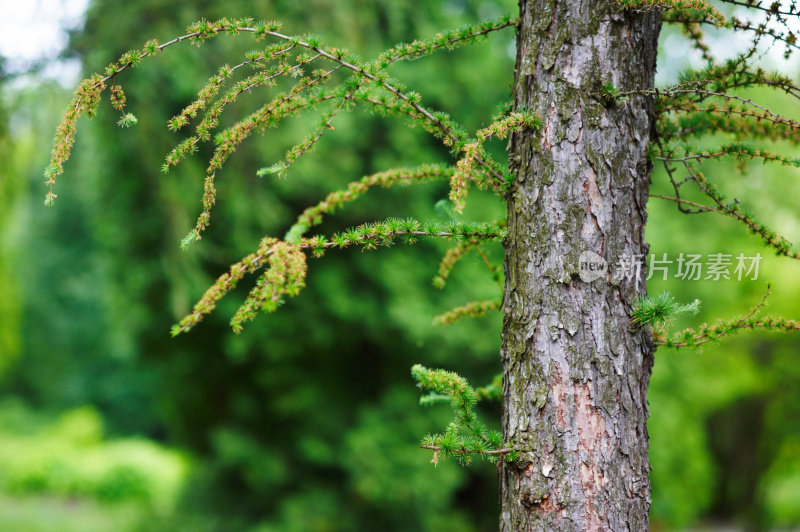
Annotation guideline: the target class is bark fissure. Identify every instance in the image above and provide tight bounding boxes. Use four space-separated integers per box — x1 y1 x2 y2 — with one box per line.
500 1 660 530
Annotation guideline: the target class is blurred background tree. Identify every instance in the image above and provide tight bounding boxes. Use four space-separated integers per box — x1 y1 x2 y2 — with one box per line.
1 0 799 530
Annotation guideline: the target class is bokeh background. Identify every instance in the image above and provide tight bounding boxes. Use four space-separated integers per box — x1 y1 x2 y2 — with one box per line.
1 0 799 530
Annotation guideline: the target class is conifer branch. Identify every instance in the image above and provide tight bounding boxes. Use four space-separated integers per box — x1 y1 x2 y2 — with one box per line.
655 143 800 167
433 299 502 326
656 286 800 348
632 292 701 327
649 194 722 214
718 0 799 16
172 219 504 335
655 89 800 133
661 109 800 143
261 76 365 183
678 20 714 63
433 229 503 290
183 79 339 244
419 444 513 456
617 0 726 25
678 160 800 259
664 15 800 55
412 364 514 465
258 23 515 192
664 62 800 102
286 164 455 242
375 16 517 67
448 112 540 210
168 43 299 130
46 15 516 206
164 56 333 172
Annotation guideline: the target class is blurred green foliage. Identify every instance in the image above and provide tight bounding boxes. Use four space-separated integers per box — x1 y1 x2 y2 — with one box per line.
646 84 800 528
0 0 799 530
0 400 186 507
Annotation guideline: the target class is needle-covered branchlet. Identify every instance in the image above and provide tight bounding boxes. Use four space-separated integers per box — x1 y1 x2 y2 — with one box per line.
433 299 502 326
411 364 515 465
652 286 800 348
170 219 504 336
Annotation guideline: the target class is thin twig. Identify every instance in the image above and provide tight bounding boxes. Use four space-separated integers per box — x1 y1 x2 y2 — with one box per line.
649 194 722 214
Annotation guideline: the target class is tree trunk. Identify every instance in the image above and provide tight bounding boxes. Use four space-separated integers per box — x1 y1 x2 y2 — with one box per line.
500 1 661 530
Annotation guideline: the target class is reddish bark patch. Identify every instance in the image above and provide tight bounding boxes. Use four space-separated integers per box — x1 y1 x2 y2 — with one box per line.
552 365 570 430
541 104 557 151
529 494 557 514
551 365 609 528
576 381 607 531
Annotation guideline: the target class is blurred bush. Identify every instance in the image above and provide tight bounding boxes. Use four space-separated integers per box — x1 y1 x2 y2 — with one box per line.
0 400 187 508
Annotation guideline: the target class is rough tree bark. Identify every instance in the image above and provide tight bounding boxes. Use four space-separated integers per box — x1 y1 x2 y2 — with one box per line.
500 1 661 530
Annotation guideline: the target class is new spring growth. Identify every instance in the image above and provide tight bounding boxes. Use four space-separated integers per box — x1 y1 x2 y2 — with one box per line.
412 364 514 466
117 113 138 128
632 292 701 327
654 286 800 349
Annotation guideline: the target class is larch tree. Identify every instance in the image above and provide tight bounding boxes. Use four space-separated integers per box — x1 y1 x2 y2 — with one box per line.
499 2 659 529
46 0 800 529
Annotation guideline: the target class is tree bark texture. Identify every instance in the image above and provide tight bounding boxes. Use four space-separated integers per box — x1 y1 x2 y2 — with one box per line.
500 1 661 530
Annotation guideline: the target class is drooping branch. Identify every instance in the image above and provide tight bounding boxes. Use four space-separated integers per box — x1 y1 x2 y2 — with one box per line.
167 42 299 130
46 15 517 209
171 218 504 335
